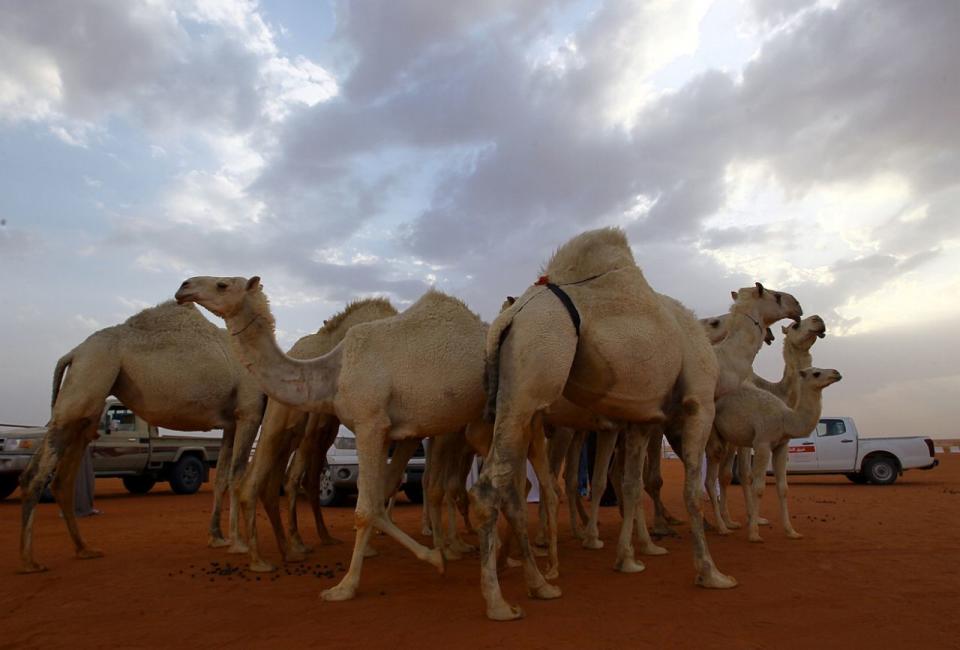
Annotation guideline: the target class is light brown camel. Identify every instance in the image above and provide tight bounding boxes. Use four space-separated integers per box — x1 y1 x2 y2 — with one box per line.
234 298 398 572
708 368 842 541
475 228 759 619
18 301 265 573
700 314 776 347
750 315 826 407
175 277 563 603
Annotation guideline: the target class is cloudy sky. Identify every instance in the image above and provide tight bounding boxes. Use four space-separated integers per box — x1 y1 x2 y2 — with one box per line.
1 0 957 438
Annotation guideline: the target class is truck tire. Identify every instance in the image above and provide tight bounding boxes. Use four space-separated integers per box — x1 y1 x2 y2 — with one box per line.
863 457 898 485
0 474 18 500
402 481 424 504
169 456 204 495
845 472 869 484
122 475 157 494
317 467 341 507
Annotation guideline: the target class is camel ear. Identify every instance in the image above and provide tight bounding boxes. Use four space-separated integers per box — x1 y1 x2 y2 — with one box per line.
506 296 516 306
755 281 765 296
730 290 738 301
246 276 261 292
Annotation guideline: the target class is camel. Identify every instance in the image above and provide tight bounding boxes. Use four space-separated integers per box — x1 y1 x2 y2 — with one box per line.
18 301 265 573
422 429 479 560
475 228 761 619
750 315 827 407
701 314 776 347
175 277 563 604
233 298 398 572
708 368 842 541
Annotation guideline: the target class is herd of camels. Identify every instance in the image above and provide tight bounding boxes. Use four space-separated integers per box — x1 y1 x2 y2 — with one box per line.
16 227 841 620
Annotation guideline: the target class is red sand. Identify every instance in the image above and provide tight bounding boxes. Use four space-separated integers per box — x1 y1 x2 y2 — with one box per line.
2 457 958 649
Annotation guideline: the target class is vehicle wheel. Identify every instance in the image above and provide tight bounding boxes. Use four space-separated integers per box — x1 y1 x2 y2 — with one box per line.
845 472 869 484
0 474 18 500
864 457 898 485
169 456 204 495
402 481 424 504
317 467 341 507
122 475 157 494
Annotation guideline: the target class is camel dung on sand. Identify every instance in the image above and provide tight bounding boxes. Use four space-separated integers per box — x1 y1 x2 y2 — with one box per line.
176 277 561 606
235 298 399 573
474 227 738 621
18 301 265 574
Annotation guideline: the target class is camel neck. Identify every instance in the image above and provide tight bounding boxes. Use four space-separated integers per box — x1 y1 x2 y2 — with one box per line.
226 304 339 414
779 342 813 407
784 385 824 439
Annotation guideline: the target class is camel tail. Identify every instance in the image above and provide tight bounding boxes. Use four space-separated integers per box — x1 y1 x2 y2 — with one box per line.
483 314 516 424
51 352 73 408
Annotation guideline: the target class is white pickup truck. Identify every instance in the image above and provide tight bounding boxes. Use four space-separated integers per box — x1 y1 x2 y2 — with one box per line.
785 416 938 484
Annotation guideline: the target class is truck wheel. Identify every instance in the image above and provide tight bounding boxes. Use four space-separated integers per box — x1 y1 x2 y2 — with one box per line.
864 457 898 485
169 456 204 495
122 475 157 494
0 474 18 500
402 481 424 504
317 467 341 507
845 472 869 484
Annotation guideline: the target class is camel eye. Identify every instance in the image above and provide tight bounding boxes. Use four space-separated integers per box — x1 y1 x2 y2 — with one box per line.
813 371 821 378
793 322 800 330
775 293 782 305
711 320 719 328
216 281 228 291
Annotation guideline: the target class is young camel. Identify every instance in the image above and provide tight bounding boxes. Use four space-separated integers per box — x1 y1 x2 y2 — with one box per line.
234 298 398 572
709 368 842 541
474 229 797 619
175 277 562 604
18 301 265 573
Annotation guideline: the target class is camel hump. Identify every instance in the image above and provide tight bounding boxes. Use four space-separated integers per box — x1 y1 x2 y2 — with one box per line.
122 300 211 332
541 227 636 284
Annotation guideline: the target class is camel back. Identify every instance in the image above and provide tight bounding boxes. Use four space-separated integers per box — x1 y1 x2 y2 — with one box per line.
289 298 398 360
541 227 636 284
124 300 219 335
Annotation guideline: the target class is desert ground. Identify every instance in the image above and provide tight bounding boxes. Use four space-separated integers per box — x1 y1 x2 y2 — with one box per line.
2 456 958 649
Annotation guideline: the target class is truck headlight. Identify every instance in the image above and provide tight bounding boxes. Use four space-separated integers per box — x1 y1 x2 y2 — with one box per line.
4 438 33 451
333 436 356 450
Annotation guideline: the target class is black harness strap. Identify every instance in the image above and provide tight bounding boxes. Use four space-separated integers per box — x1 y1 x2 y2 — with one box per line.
544 282 581 337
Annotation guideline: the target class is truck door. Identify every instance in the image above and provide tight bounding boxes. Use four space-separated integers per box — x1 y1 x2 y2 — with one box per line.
786 426 819 472
91 404 151 473
812 418 858 471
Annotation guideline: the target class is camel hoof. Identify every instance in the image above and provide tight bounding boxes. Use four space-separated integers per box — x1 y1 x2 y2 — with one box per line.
487 602 525 621
505 557 523 569
758 517 771 526
428 548 446 574
615 557 646 573
248 559 277 573
321 583 357 602
77 548 104 560
748 534 764 543
582 537 604 550
543 565 560 581
640 544 668 556
786 531 803 540
528 582 562 600
696 570 738 589
319 536 343 546
227 542 250 554
208 536 231 549
363 546 379 558
18 561 49 574
725 521 742 530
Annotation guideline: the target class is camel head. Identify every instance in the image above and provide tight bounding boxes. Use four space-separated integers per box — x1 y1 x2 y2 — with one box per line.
797 367 842 391
175 276 263 319
700 314 730 344
730 282 802 325
782 314 827 348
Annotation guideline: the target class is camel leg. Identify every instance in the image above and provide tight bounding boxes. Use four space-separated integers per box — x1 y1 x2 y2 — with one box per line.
565 431 588 538
681 406 737 590
614 428 646 572
645 434 682 537
583 429 618 549
50 429 103 561
527 423 560 580
208 422 235 548
772 443 802 539
426 450 454 559
306 420 341 545
283 452 310 560
225 416 260 554
704 450 731 536
421 440 433 536
747 445 772 543
633 429 667 556
19 432 66 573
718 447 741 530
